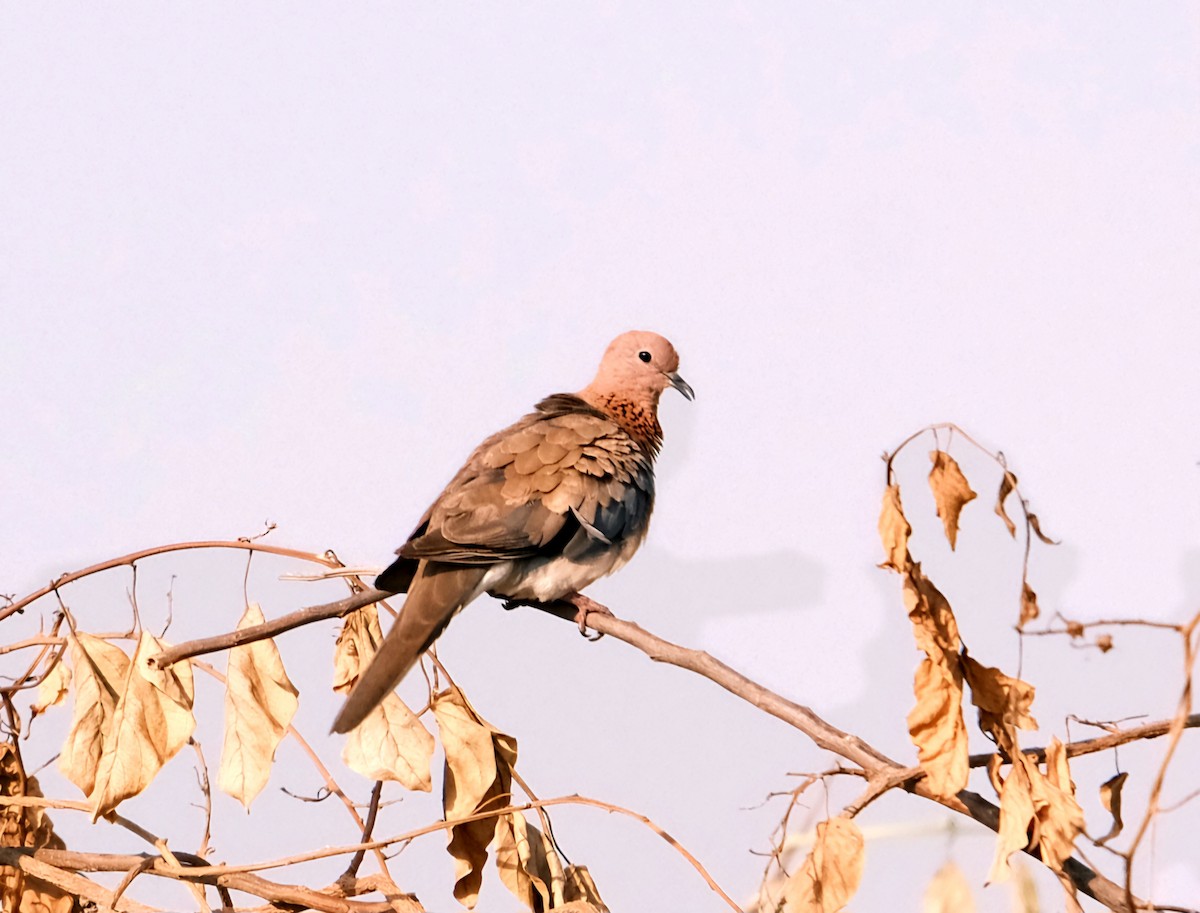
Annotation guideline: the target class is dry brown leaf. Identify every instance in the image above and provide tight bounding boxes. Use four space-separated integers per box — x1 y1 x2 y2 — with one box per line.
782 817 864 913
331 604 376 693
903 566 967 799
994 470 1019 538
562 866 608 912
218 603 300 810
987 755 1037 885
1037 739 1085 874
343 693 436 790
335 606 434 792
1039 740 1086 913
1026 513 1058 545
907 657 969 800
1064 620 1084 639
903 565 961 660
433 686 519 908
877 484 912 572
495 812 556 911
58 633 130 798
30 657 71 719
986 752 1004 795
928 451 977 550
963 655 1037 757
1018 583 1040 630
14 881 77 913
988 743 1084 888
89 631 196 820
1 744 73 913
922 861 975 913
1095 634 1113 653
1095 771 1128 846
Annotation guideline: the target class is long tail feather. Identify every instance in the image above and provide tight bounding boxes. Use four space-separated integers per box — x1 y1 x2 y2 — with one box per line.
331 564 487 733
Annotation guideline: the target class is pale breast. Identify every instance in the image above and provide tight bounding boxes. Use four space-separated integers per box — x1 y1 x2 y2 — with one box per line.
488 526 646 602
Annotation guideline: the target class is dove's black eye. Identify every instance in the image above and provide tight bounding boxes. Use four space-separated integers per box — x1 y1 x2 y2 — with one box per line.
638 350 652 363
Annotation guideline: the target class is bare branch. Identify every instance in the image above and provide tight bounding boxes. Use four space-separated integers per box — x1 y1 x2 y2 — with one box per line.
967 714 1200 768
3 539 346 623
568 603 1158 913
149 588 386 669
1 850 162 913
0 847 397 913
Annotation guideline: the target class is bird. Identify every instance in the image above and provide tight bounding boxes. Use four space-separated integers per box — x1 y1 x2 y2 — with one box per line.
331 330 693 733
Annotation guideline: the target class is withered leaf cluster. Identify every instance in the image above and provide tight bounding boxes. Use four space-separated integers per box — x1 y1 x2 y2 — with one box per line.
53 609 301 823
431 686 606 912
0 743 74 913
877 448 1085 904
59 631 195 821
37 598 605 913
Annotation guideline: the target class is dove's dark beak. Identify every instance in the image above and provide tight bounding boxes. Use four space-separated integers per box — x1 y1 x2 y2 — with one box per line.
666 371 695 401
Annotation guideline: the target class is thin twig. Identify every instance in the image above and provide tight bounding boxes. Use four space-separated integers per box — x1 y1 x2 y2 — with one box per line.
1123 611 1199 909
3 539 345 623
342 780 383 879
0 614 66 697
109 855 156 908
154 837 210 911
1026 617 1184 637
188 737 213 858
755 770 832 912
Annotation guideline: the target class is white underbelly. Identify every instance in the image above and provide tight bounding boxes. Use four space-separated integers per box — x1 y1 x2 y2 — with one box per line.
489 544 638 602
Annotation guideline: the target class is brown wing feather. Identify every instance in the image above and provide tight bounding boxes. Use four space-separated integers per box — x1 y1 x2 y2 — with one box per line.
389 397 647 568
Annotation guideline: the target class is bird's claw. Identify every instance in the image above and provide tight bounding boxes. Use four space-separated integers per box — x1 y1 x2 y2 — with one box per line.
577 612 605 641
566 593 613 642
497 593 611 641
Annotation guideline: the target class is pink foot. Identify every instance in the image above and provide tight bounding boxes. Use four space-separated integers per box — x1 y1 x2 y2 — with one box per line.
563 593 613 640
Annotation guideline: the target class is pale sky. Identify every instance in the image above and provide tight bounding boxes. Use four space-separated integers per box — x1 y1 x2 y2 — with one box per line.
3 5 1199 911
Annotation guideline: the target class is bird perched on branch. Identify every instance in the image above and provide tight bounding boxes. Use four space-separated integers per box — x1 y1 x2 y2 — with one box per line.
332 330 693 733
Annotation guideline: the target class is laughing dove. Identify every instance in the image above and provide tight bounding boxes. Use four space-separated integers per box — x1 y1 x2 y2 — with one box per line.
331 330 693 733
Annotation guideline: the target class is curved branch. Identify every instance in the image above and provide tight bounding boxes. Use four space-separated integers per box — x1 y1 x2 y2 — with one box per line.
0 847 396 913
571 604 1156 913
4 540 344 623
